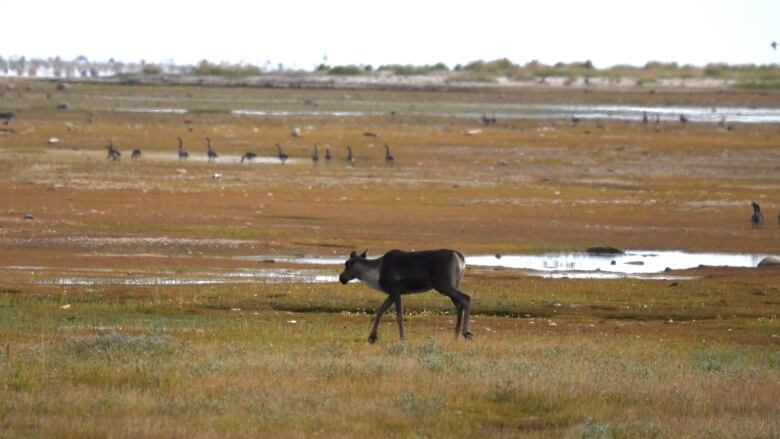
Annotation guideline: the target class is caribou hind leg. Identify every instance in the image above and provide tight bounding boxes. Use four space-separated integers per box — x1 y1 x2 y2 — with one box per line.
459 291 473 339
450 297 464 338
369 296 394 343
439 287 473 339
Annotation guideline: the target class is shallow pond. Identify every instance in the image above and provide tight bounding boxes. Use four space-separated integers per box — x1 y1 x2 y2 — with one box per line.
5 250 775 285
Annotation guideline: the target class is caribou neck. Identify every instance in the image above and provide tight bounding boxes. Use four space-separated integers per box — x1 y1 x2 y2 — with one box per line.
355 257 382 292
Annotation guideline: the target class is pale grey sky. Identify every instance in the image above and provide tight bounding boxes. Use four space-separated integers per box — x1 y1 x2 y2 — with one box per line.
2 0 778 69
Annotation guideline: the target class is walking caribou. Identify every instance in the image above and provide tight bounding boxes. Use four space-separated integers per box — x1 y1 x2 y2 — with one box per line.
339 249 473 343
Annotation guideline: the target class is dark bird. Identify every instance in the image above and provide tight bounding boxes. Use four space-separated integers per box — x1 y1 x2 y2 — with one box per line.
571 116 581 124
105 140 121 161
131 149 142 159
481 113 497 125
241 152 257 163
772 41 777 50
177 137 189 160
679 114 688 124
0 111 14 125
751 202 764 229
346 146 356 165
655 114 661 124
206 138 218 162
312 144 320 163
384 144 395 166
276 143 288 164
325 146 332 163
642 112 649 124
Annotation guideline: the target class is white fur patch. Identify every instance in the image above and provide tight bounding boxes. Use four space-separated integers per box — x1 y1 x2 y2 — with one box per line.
357 263 382 292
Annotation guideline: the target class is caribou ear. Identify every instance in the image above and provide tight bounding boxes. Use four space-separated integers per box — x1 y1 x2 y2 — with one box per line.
360 250 368 258
350 251 357 258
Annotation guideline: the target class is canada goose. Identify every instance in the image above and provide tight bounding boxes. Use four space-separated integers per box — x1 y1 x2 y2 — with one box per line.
312 144 319 163
384 144 394 166
276 143 288 164
751 202 764 229
177 137 189 160
241 152 257 163
206 138 218 162
346 146 356 165
105 140 121 161
324 146 332 163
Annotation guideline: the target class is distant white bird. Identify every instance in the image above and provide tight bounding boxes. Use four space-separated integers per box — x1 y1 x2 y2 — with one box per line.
47 137 59 145
212 173 223 179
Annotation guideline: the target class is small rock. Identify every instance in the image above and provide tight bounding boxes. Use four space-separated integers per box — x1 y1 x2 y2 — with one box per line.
625 260 644 266
56 102 70 110
587 246 624 255
23 213 34 220
56 82 68 91
757 256 780 268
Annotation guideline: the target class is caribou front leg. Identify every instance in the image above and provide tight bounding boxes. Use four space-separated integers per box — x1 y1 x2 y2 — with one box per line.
394 294 405 341
368 296 394 343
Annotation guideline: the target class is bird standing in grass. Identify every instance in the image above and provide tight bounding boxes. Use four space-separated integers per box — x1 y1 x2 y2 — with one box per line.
347 146 356 165
312 144 320 163
384 144 394 166
131 149 142 159
241 152 257 163
276 143 288 164
105 140 121 161
177 137 189 160
751 202 764 229
206 138 218 162
324 146 332 163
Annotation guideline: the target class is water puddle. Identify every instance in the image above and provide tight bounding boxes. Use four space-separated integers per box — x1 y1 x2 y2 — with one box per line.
469 250 775 279
238 250 777 280
111 104 780 123
115 107 188 114
5 250 775 286
22 267 337 286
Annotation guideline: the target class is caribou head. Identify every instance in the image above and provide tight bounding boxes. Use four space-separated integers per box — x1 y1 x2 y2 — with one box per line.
339 250 368 284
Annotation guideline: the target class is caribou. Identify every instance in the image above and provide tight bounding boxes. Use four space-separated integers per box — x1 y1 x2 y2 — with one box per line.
339 249 473 343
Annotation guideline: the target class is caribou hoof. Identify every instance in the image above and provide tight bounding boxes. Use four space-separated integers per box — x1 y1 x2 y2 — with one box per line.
463 331 474 340
368 334 378 344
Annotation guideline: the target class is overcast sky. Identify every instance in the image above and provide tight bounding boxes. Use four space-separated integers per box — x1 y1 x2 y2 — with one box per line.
2 0 778 69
